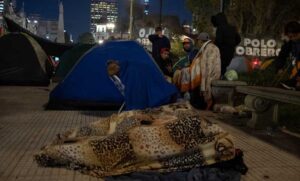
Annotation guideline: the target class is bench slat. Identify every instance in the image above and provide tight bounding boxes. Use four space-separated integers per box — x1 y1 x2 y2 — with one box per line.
236 86 300 106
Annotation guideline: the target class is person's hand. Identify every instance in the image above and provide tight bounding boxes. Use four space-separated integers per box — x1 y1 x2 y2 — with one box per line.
165 75 172 83
277 69 284 75
157 31 163 37
166 65 172 73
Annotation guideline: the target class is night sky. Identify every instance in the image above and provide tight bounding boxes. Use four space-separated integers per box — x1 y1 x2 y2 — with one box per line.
16 0 192 41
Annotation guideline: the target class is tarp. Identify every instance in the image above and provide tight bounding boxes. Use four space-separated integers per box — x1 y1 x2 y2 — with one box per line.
227 56 250 73
0 33 51 86
54 43 95 82
49 40 178 110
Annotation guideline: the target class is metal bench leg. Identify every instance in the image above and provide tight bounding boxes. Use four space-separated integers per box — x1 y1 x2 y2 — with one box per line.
212 87 235 106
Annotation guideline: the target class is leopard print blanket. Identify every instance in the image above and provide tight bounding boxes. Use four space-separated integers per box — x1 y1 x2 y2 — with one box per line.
35 102 235 178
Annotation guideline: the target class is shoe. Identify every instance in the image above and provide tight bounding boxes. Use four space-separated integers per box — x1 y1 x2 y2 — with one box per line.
280 79 297 90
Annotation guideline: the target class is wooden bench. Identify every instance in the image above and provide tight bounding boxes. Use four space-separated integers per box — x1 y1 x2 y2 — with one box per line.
236 86 300 129
211 80 247 106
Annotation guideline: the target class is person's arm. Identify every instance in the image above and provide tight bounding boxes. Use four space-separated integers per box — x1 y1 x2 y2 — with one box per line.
215 28 223 48
166 37 171 49
148 34 158 43
189 49 199 62
111 75 125 96
274 42 292 71
165 64 173 77
235 31 241 46
202 45 221 96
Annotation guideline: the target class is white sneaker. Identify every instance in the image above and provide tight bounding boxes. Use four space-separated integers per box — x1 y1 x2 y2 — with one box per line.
280 82 296 90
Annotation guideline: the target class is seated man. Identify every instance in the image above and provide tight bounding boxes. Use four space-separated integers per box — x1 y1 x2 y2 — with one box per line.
173 37 199 100
274 21 300 90
107 60 125 96
173 37 199 71
106 59 178 111
156 48 173 82
107 60 125 112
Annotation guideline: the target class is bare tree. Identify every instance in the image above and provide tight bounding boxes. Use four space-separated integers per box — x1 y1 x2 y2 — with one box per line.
187 0 219 34
117 0 144 34
226 0 300 37
187 0 300 37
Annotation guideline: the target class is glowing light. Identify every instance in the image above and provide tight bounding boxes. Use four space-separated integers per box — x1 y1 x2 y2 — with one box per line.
251 58 261 69
106 23 115 29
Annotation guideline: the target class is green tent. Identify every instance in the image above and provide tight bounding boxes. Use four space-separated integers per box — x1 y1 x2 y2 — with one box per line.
53 44 95 82
0 33 52 85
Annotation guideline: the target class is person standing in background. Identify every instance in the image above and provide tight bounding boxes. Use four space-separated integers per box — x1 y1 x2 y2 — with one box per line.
274 21 300 90
149 27 171 63
190 32 221 110
211 13 241 75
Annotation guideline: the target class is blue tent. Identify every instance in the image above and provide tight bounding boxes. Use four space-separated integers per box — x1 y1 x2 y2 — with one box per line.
49 40 178 110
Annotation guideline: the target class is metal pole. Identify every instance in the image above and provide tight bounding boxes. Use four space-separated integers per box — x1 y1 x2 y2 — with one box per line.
159 0 162 26
220 0 224 12
128 0 134 39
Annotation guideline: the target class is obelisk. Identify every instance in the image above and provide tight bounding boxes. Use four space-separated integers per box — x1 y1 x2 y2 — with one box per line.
57 1 65 43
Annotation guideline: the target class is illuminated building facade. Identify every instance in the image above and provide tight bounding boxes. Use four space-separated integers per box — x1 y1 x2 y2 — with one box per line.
90 0 118 35
0 0 4 14
144 0 149 15
0 0 5 35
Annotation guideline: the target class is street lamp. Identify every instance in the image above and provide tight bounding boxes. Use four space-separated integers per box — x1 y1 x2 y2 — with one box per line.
128 0 133 39
220 0 225 12
159 0 162 26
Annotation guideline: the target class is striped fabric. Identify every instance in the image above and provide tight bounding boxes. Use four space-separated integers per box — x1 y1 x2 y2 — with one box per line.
173 40 221 101
110 75 125 96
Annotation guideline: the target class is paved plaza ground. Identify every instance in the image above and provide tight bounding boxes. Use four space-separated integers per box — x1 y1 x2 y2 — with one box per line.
0 86 299 181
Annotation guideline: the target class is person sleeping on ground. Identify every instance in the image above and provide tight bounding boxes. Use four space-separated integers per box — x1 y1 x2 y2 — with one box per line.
34 102 239 178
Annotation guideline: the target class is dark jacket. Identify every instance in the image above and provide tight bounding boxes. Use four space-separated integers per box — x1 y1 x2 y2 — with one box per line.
148 34 171 61
156 57 173 77
211 13 241 74
274 40 300 70
188 48 199 63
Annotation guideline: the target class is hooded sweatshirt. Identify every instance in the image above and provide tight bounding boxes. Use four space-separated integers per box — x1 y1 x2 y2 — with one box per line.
211 13 241 74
